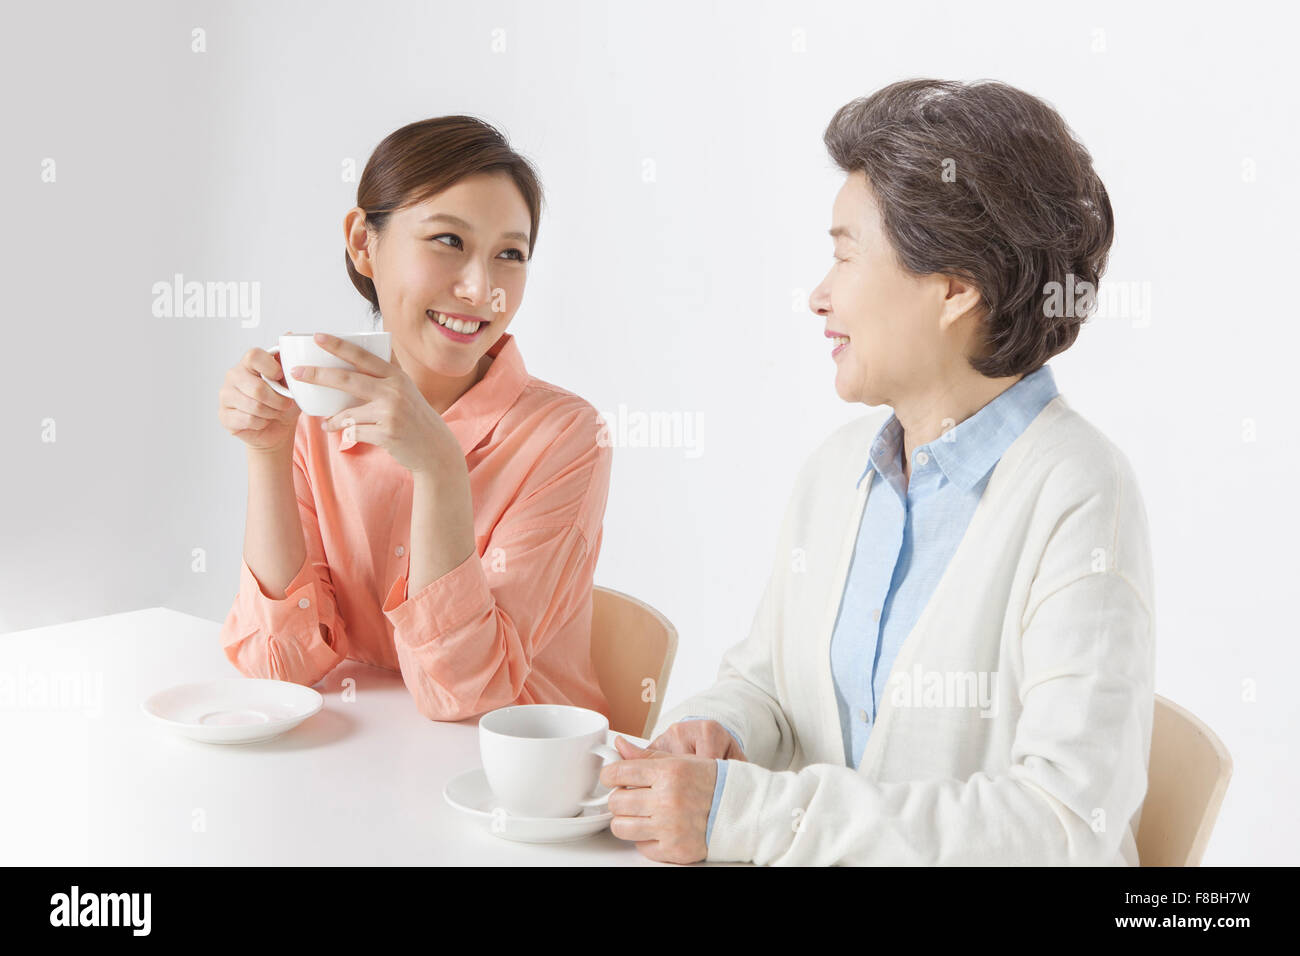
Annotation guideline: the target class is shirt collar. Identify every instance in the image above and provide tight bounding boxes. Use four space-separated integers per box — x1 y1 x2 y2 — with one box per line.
856 363 1060 492
338 331 530 456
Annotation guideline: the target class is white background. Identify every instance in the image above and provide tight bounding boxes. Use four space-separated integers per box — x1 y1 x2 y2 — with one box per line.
2 0 1296 864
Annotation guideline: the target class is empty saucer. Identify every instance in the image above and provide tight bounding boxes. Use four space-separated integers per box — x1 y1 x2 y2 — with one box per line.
142 678 323 744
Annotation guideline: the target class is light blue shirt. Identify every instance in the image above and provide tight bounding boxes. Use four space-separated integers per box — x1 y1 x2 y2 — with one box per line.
830 363 1059 768
683 363 1060 846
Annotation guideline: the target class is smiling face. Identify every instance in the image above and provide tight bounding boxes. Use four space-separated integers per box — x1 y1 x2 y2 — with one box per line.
808 170 984 408
345 171 532 387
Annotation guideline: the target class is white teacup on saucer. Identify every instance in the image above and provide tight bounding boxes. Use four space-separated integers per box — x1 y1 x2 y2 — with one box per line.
443 728 649 844
478 704 622 819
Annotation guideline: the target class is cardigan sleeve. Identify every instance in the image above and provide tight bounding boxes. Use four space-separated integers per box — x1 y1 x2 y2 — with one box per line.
379 413 612 721
703 569 1155 865
219 441 350 685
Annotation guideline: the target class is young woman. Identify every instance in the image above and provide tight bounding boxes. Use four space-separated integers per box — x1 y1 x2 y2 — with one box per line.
217 116 610 721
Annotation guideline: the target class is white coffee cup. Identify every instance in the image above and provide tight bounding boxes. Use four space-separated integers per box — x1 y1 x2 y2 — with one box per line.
259 331 391 418
478 704 623 818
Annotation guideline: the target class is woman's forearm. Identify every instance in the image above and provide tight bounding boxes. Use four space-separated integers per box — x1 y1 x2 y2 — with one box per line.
243 445 307 599
408 462 476 596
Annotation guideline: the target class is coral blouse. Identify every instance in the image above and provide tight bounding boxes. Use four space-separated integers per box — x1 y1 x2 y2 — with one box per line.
219 332 612 721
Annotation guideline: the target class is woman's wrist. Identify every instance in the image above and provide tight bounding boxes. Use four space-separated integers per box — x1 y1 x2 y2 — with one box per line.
247 441 294 466
410 448 469 486
407 445 476 594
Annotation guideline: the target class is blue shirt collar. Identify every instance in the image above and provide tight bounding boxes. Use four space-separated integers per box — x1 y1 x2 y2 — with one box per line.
856 364 1060 492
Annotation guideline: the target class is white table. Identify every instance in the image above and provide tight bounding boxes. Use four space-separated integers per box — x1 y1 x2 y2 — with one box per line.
0 608 670 865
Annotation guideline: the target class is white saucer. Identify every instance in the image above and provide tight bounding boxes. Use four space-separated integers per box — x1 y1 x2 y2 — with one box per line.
443 767 614 844
141 678 323 744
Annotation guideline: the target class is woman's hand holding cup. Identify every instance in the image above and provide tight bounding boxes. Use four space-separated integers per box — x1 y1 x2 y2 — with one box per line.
218 345 301 455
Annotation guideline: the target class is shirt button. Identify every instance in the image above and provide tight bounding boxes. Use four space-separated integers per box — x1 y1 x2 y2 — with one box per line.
298 598 310 609
395 545 405 556
916 451 929 466
859 709 870 723
872 608 881 622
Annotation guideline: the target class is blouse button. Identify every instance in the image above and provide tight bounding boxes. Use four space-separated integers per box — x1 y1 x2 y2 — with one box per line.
859 709 870 723
395 545 405 557
298 598 310 609
916 451 930 466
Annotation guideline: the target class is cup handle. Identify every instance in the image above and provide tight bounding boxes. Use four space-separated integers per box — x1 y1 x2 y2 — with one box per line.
576 743 623 809
259 344 295 399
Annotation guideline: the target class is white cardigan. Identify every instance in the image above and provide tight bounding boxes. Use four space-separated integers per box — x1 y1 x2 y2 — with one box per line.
653 394 1156 865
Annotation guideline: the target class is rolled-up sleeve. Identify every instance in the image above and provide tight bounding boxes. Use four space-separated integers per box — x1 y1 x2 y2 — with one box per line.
219 445 349 686
381 414 612 721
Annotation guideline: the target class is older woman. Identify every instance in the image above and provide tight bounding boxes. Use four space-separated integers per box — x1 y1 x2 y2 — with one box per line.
603 78 1154 865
